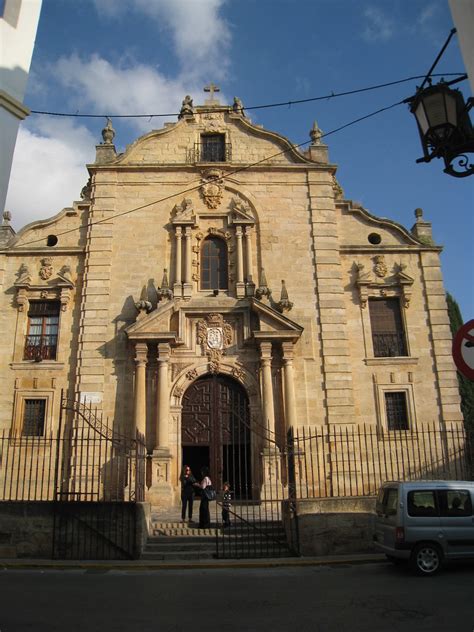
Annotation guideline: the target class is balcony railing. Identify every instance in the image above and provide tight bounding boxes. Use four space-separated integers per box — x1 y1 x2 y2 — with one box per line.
23 334 58 361
372 332 407 357
186 142 232 163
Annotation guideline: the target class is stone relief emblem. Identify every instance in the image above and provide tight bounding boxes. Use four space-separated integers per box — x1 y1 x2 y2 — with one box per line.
200 169 224 209
197 313 233 373
39 257 53 280
373 255 388 278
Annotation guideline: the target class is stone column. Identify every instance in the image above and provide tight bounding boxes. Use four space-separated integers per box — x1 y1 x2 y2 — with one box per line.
244 226 253 282
183 227 192 299
259 342 276 435
174 226 182 297
156 342 171 449
133 342 148 436
282 342 297 431
235 226 245 298
149 342 174 509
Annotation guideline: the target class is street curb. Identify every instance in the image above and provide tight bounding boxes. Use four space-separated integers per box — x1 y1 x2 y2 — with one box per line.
0 554 386 571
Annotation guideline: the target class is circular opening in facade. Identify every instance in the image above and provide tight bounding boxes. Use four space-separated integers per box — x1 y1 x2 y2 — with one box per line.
47 234 58 247
368 233 382 245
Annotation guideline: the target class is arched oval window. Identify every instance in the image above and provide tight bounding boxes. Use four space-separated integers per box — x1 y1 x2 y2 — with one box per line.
201 236 228 290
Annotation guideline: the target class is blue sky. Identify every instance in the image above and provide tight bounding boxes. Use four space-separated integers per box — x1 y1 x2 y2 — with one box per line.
6 0 473 319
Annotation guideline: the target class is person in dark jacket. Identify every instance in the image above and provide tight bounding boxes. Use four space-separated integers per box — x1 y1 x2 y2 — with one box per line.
197 467 212 528
180 465 196 523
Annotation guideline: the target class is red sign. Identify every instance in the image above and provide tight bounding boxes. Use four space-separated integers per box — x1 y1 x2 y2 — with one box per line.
452 319 474 381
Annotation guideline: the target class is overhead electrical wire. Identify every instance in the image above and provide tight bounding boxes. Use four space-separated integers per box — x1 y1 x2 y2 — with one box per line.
28 73 465 119
17 98 405 249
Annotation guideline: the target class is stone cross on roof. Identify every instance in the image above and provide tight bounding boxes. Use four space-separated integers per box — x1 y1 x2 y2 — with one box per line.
204 82 220 105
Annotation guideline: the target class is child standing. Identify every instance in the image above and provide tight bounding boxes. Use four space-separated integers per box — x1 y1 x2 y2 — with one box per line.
222 482 232 528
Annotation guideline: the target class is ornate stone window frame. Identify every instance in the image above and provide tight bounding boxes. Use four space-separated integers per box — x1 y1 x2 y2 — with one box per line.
11 388 56 437
355 258 415 361
374 382 417 433
12 264 75 364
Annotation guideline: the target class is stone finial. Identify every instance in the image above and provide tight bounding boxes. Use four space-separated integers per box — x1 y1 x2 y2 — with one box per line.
101 117 115 145
276 280 293 313
179 95 195 119
233 96 246 117
2 210 11 225
310 120 323 145
0 210 15 246
255 268 272 300
135 285 152 317
157 269 173 302
415 207 423 220
411 207 434 245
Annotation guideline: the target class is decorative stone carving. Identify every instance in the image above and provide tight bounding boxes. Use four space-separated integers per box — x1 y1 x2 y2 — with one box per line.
373 255 388 278
157 269 173 302
255 268 272 301
185 368 199 381
310 120 323 145
172 198 195 224
276 280 293 313
232 366 245 381
39 257 53 280
233 96 246 117
230 197 254 223
174 385 184 398
200 169 224 209
197 313 233 373
178 95 195 118
332 174 344 200
101 117 115 145
135 285 152 317
80 177 92 201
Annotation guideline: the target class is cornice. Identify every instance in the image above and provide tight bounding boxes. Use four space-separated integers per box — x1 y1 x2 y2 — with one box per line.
2 247 85 256
0 90 30 120
340 245 443 254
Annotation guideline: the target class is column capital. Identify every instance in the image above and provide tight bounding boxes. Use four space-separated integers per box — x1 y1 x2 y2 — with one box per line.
235 225 243 237
175 226 183 236
281 341 294 362
157 342 171 362
259 341 273 360
184 226 192 237
244 225 253 236
135 342 148 364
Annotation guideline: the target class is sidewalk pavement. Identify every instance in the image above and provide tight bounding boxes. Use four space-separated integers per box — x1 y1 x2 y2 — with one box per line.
0 553 386 571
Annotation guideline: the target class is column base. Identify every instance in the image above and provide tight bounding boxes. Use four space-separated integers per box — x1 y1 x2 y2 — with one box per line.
173 283 183 298
146 449 175 509
182 283 192 300
236 282 246 298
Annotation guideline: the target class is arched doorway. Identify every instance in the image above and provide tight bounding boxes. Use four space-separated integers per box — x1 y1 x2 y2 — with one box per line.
181 374 251 497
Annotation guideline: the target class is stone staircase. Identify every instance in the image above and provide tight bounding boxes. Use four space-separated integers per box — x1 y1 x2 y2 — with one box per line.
142 507 293 560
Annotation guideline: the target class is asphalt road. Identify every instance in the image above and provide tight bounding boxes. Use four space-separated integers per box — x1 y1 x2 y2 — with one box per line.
0 561 473 631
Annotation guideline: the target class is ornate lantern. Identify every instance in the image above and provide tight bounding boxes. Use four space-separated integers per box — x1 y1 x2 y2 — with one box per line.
409 82 474 177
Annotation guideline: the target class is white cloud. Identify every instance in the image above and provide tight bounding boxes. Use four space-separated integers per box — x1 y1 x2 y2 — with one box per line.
362 7 394 43
5 119 94 230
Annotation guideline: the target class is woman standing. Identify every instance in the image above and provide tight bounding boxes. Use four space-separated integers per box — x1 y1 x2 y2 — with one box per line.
180 465 196 523
198 466 212 528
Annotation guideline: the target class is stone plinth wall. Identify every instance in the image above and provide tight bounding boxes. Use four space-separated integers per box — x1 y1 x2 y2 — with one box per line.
0 501 150 559
284 497 376 556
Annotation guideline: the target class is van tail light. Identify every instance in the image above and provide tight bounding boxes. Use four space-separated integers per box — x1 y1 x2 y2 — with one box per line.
395 527 405 542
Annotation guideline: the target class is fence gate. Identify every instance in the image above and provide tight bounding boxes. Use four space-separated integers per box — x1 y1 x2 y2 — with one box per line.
52 392 145 560
185 375 299 559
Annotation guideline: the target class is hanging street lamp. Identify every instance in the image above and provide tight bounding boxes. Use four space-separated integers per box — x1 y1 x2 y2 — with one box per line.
408 81 474 177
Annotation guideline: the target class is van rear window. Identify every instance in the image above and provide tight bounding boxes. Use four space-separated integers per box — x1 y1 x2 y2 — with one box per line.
407 490 438 517
376 487 398 517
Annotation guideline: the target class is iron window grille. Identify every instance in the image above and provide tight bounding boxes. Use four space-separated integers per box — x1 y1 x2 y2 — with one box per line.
369 298 407 357
201 236 228 290
22 399 46 436
24 301 60 361
187 134 231 163
385 391 409 431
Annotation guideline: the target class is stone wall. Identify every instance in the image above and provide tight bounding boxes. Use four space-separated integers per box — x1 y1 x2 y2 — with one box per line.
284 497 377 556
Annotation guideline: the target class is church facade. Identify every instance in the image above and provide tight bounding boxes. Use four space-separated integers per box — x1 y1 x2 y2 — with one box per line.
0 90 463 508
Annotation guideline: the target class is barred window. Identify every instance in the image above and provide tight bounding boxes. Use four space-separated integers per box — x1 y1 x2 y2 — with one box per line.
385 391 409 431
369 298 407 357
201 236 228 290
24 301 60 361
22 399 46 436
201 134 226 162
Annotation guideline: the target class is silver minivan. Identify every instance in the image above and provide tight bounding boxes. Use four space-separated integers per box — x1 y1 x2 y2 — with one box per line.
374 480 474 575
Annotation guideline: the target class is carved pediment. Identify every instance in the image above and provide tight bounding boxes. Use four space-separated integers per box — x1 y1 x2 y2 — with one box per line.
354 260 414 308
229 197 254 224
125 300 178 340
250 298 303 342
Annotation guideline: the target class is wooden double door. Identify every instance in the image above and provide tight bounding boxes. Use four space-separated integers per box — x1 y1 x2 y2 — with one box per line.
181 374 251 497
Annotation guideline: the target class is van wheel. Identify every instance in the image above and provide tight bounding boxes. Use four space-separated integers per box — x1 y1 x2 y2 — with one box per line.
410 543 443 576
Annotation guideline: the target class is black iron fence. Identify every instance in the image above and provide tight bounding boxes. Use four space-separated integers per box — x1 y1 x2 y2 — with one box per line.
288 422 473 499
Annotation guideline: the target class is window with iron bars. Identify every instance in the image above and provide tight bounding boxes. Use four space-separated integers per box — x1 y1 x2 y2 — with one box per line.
201 236 228 290
24 301 60 361
22 399 46 436
198 133 230 162
368 298 407 357
385 391 409 431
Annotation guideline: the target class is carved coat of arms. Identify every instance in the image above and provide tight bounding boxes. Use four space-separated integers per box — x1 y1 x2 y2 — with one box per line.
39 257 53 280
197 313 233 373
200 169 223 209
373 255 388 278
